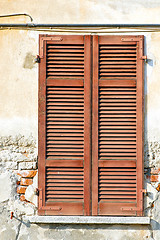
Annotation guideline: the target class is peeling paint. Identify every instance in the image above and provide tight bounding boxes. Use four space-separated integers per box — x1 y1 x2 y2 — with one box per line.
1 0 160 239
23 52 35 69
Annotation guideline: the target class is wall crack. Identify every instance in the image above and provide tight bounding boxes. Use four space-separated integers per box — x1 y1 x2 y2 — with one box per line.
15 218 22 240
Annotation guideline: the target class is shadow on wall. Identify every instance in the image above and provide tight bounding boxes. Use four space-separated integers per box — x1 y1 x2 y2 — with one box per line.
144 35 149 169
144 35 155 169
143 36 160 240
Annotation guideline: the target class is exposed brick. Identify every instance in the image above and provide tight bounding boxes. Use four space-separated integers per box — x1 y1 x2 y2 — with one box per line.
20 194 26 201
17 186 27 194
146 175 150 179
19 162 37 170
151 169 160 175
17 170 37 178
5 161 18 170
20 178 33 186
150 175 159 182
156 183 160 192
22 153 29 158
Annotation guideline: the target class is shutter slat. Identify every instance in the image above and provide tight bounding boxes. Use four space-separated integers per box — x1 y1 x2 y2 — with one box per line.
47 126 83 129
100 50 136 53
46 179 84 183
46 175 84 179
100 65 136 68
47 145 83 148
47 117 83 121
99 46 136 49
47 57 84 60
100 184 136 187
48 46 84 49
47 90 84 94
47 167 83 171
99 176 136 179
48 72 84 76
47 141 84 144
99 122 136 125
100 103 136 106
47 94 84 98
100 142 136 144
47 65 84 68
48 61 84 64
100 61 136 64
47 187 84 190
99 119 136 121
47 110 84 113
99 169 136 172
47 137 84 140
99 180 136 183
48 49 84 52
47 114 84 117
99 100 136 102
48 69 84 72
100 145 136 149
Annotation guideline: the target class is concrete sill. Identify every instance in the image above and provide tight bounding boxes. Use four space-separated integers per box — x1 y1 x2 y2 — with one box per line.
25 216 150 225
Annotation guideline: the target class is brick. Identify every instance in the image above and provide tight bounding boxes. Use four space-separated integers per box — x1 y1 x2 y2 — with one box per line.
156 184 160 192
5 161 18 170
150 175 159 182
20 194 26 201
19 162 37 170
17 186 27 194
20 178 33 186
17 170 37 178
151 169 159 175
22 153 29 158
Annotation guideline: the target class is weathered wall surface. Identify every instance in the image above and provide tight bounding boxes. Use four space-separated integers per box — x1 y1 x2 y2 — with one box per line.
1 0 160 24
1 0 160 239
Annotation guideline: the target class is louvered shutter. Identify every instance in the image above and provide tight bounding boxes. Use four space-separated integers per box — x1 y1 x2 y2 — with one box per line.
38 35 91 215
92 36 144 216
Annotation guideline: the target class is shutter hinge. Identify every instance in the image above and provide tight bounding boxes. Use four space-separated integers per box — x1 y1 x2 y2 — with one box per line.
35 188 39 195
140 56 148 62
34 55 40 63
40 36 63 58
141 189 148 196
10 212 14 219
39 188 43 209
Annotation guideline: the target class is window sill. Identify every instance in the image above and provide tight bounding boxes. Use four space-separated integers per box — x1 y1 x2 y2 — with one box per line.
25 216 150 225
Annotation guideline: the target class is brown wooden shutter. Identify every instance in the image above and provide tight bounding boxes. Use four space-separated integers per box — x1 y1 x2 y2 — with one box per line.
38 35 91 215
92 35 144 216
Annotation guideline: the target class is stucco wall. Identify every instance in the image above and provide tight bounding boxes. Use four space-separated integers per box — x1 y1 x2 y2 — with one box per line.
1 0 160 239
1 0 160 24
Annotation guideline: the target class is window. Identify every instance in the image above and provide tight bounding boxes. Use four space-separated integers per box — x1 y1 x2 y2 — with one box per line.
38 35 144 216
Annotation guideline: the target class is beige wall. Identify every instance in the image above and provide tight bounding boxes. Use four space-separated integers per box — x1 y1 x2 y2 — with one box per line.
0 1 160 240
0 30 160 142
1 0 160 24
